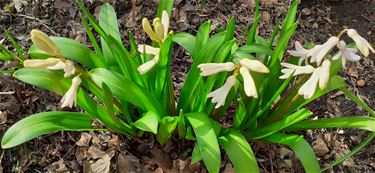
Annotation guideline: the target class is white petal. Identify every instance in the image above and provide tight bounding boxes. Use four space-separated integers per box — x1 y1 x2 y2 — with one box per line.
137 44 160 55
137 55 159 74
239 67 258 98
161 10 169 38
239 59 269 73
207 75 237 108
47 60 65 70
310 37 339 65
23 58 60 69
298 70 320 99
347 29 375 57
63 60 76 77
336 41 361 67
287 41 310 57
280 63 315 76
61 76 81 108
197 62 236 76
318 60 330 89
279 69 294 79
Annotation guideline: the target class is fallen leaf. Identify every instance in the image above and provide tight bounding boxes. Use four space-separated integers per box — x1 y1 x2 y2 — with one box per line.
87 146 106 159
312 138 330 157
151 147 172 171
0 111 7 124
117 153 140 173
13 0 28 12
76 132 92 147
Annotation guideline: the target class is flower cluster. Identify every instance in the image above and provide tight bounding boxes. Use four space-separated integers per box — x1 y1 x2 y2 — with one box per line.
282 29 374 99
198 58 269 108
137 11 170 74
23 30 81 108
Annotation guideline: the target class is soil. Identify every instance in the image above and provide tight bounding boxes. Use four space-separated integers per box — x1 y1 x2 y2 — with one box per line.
1 0 375 172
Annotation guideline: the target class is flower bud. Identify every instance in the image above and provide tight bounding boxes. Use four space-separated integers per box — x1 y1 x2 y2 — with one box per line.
31 29 60 56
23 58 60 69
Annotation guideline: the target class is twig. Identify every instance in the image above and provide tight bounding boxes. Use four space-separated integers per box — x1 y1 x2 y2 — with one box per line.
15 14 57 35
0 91 15 95
361 14 375 25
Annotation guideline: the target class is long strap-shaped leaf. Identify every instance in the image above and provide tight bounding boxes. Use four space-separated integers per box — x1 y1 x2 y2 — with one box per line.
263 132 320 173
1 111 96 149
218 130 259 173
14 68 135 135
283 116 375 132
250 108 313 139
187 112 221 173
90 68 165 116
99 3 122 65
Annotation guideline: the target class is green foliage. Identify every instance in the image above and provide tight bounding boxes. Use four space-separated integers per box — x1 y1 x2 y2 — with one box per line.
1 0 374 173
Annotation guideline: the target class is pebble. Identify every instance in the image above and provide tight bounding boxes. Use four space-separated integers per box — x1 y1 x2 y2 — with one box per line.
357 79 366 87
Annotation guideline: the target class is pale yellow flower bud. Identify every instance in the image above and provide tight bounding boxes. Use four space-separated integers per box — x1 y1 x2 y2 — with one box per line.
30 29 60 56
23 58 60 69
142 18 159 41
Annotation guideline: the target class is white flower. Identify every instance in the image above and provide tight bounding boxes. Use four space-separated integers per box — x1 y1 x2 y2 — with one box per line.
334 41 361 67
137 44 160 74
61 76 81 108
298 60 331 99
238 58 269 98
197 62 236 76
23 58 61 69
279 63 315 79
310 37 339 65
347 29 375 57
207 75 237 108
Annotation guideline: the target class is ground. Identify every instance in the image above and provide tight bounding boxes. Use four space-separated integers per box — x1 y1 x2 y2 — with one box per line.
0 0 374 172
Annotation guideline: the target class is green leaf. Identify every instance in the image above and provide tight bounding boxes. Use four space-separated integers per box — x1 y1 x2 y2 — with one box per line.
191 144 202 164
178 111 186 139
187 112 220 173
4 29 25 61
13 68 135 135
173 32 196 56
218 130 259 173
246 15 260 45
236 43 274 56
80 14 104 59
156 0 174 18
1 111 95 149
157 116 179 144
133 111 159 134
284 116 375 132
194 21 211 61
29 37 105 68
263 133 320 173
90 68 165 116
99 3 122 65
234 98 246 128
281 0 299 33
251 108 313 139
224 17 235 42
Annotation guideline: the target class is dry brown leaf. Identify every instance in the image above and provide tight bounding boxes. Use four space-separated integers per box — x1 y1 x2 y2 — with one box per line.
87 146 106 159
76 132 92 147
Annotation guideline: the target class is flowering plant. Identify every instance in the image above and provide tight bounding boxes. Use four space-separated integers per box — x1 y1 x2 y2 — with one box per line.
1 0 375 172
